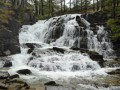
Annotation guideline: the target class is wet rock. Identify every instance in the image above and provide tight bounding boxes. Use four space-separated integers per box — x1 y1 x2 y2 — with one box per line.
72 65 80 71
32 52 37 56
76 16 86 27
25 43 42 54
53 47 65 53
44 18 64 43
45 81 59 86
3 61 12 67
87 51 104 67
9 74 19 79
107 69 120 75
17 69 32 75
0 71 9 79
70 47 80 51
0 57 12 68
25 43 35 50
27 48 34 54
90 26 97 34
3 50 11 56
80 37 88 49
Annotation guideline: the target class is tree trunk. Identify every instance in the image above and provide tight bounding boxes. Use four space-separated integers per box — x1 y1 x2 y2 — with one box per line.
34 0 38 15
51 0 54 16
85 0 88 13
48 0 51 16
38 0 41 15
113 0 116 18
93 0 95 11
41 0 44 16
63 0 65 13
80 0 82 12
70 0 71 12
61 0 63 15
96 0 99 11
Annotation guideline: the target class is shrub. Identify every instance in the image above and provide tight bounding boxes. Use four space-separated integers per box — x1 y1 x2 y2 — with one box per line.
107 19 120 40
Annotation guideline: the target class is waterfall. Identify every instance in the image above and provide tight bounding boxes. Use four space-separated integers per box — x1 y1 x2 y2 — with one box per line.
19 14 115 59
9 14 116 83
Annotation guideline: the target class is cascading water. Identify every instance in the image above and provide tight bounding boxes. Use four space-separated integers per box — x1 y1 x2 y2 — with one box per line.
19 14 115 59
8 14 117 89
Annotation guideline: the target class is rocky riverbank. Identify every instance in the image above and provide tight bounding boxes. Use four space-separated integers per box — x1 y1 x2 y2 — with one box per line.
0 49 120 90
0 68 120 90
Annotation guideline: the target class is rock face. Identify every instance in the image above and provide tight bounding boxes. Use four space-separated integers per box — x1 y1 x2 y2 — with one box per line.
112 39 120 59
82 12 110 25
0 18 21 56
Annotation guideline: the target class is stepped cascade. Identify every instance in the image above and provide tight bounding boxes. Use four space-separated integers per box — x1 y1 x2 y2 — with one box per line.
9 14 116 82
19 14 115 59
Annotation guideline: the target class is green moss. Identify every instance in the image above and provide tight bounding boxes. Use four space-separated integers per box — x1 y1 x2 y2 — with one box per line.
0 1 14 24
107 19 120 40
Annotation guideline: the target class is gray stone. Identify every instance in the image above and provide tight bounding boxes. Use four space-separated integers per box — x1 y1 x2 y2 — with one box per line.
17 69 32 75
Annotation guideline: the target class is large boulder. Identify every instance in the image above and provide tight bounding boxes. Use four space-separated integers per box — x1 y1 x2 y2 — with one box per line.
3 61 12 67
9 74 19 79
17 69 32 75
53 47 65 53
87 51 104 67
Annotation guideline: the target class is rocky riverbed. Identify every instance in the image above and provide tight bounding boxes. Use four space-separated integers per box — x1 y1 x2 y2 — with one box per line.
0 55 120 90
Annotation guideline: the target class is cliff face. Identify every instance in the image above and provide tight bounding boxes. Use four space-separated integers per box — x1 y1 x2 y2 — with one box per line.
0 17 21 56
0 2 35 56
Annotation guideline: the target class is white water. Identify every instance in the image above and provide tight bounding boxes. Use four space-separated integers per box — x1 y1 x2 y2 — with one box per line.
8 14 118 89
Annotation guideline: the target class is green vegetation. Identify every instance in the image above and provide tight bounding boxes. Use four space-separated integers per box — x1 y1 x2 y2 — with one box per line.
0 1 14 24
107 19 120 40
